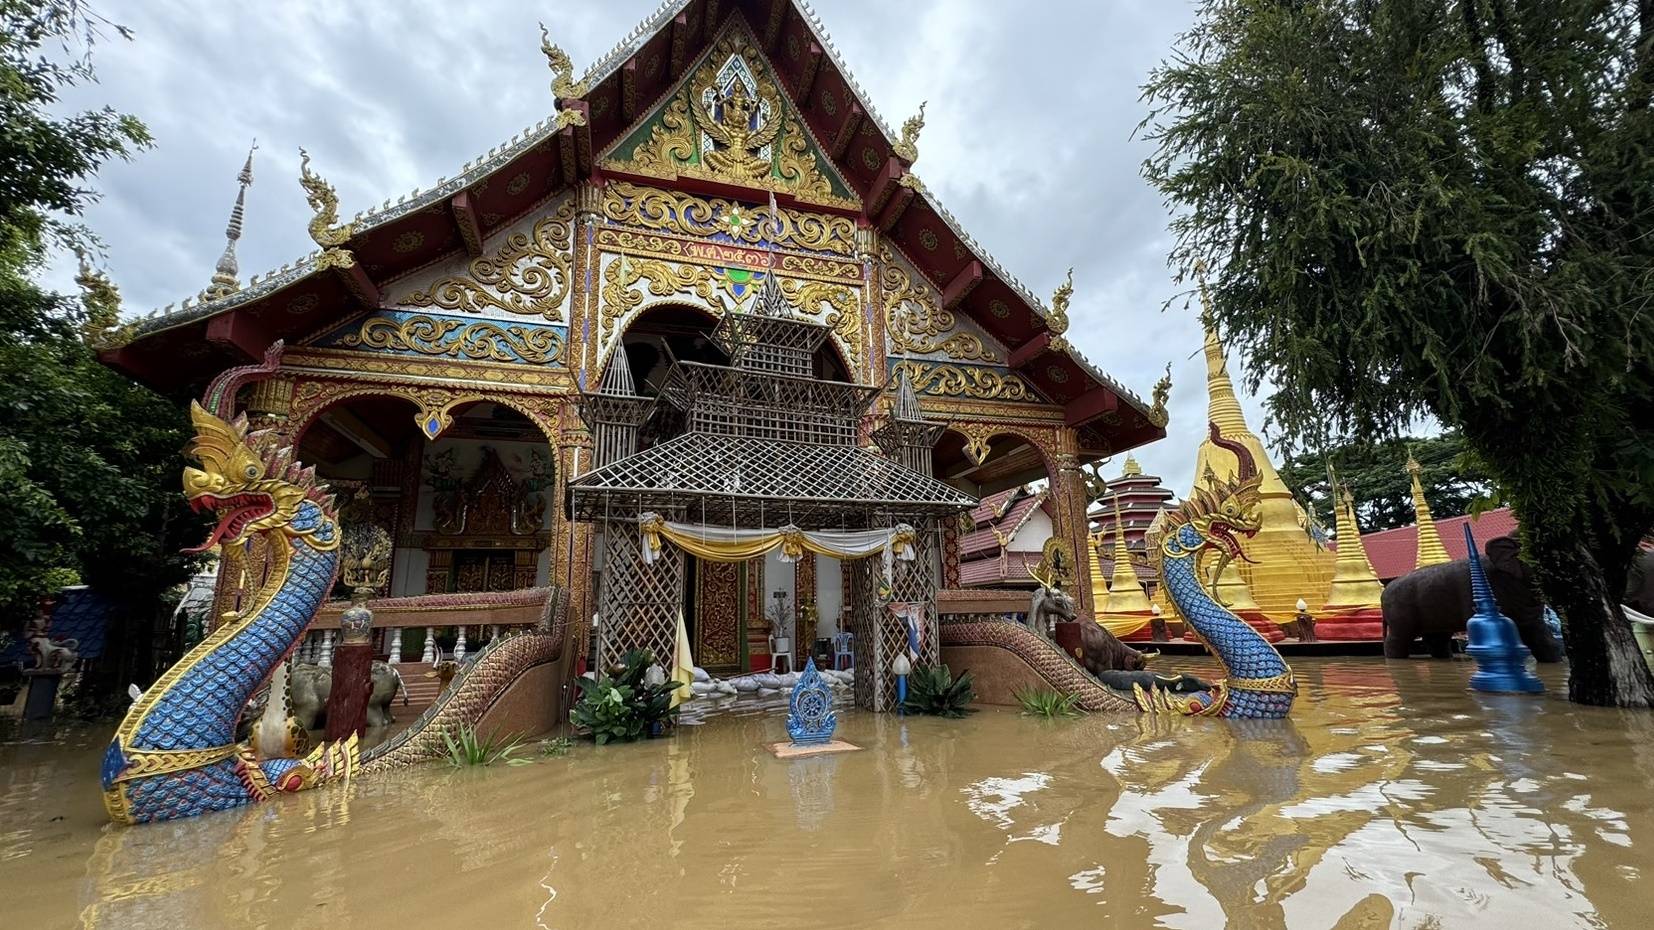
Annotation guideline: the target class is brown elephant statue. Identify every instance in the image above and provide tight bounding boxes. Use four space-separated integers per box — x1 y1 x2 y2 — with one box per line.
1625 547 1654 616
1381 536 1563 661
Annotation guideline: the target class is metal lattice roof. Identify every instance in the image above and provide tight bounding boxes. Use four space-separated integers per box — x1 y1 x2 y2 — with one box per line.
568 433 976 528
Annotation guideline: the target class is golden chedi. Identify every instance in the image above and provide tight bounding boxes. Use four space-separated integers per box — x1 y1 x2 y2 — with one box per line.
1189 324 1333 631
1407 453 1451 569
1092 500 1158 639
1317 484 1386 639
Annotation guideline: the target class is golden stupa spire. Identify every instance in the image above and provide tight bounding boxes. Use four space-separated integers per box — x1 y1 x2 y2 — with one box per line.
1122 453 1142 477
1185 264 1331 619
1101 497 1153 614
1322 483 1385 611
1407 452 1451 568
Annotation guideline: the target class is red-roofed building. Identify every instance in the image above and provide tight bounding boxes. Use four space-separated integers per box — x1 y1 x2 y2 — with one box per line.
1359 507 1519 581
960 487 1055 588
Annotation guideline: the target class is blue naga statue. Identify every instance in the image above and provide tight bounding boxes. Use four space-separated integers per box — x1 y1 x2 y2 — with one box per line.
1134 423 1297 718
101 403 357 825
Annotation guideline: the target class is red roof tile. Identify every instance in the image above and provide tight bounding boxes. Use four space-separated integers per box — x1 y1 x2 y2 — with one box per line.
1359 507 1519 580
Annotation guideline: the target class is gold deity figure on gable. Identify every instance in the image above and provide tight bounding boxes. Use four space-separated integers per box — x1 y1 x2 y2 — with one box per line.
693 71 781 180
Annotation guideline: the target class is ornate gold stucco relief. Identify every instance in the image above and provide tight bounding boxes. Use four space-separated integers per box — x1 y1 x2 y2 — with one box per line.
890 358 1035 403
879 245 999 363
336 314 566 366
600 182 855 256
384 195 575 322
600 24 857 210
595 251 865 373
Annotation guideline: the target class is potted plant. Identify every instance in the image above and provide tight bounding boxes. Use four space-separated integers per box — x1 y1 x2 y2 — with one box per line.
571 649 683 744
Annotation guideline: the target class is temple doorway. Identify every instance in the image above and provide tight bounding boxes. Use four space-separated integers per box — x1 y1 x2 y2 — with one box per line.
293 397 555 597
686 556 755 675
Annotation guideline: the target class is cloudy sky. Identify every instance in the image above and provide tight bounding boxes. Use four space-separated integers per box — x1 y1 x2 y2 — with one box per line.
55 0 1275 495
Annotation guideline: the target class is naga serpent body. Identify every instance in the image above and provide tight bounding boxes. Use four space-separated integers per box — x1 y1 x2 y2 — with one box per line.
1136 423 1297 719
102 403 356 824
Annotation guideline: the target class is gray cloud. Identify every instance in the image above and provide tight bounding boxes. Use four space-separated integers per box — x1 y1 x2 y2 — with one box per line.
54 0 1283 497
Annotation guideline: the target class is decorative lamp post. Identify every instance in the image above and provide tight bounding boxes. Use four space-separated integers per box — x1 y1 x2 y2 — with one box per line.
1462 524 1545 694
326 523 392 740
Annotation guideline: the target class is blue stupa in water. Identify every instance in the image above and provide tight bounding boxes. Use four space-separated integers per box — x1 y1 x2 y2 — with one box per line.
787 658 837 744
1463 524 1545 694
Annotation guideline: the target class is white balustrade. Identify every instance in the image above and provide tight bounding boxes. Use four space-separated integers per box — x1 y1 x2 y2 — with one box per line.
319 630 335 667
388 627 402 665
422 627 436 662
454 626 468 662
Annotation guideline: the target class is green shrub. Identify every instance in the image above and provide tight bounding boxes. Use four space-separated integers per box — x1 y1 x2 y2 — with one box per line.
571 649 683 744
441 725 532 767
1014 686 1084 718
901 664 977 718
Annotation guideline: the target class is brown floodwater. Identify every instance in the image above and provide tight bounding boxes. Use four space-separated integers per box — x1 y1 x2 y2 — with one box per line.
4 658 1653 929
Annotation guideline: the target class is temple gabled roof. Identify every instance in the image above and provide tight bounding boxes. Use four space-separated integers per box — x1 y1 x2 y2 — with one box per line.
101 0 1164 453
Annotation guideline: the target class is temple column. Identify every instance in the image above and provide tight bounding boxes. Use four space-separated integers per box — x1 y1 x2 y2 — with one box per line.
553 398 596 670
1048 437 1098 617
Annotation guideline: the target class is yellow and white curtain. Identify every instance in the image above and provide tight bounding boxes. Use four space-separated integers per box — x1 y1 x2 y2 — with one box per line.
637 513 917 583
1095 614 1154 638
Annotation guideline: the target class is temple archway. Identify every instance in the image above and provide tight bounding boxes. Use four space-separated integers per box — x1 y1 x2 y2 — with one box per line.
293 395 556 599
933 426 1081 597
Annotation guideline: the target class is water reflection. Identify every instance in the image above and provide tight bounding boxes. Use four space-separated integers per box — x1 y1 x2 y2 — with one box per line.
3 659 1653 928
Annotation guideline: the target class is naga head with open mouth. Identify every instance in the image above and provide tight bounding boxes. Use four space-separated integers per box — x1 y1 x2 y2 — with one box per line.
181 402 329 553
1160 422 1264 593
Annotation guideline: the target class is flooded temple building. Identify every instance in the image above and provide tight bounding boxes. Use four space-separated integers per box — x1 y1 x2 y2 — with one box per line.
100 0 1168 707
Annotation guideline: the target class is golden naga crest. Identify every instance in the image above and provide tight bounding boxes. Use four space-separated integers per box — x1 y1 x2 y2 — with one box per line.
181 401 335 553
297 148 354 249
1047 268 1073 336
892 101 927 163
539 22 588 99
1147 362 1172 427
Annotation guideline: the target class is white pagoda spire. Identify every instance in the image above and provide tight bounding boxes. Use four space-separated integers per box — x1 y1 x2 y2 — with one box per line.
205 141 257 300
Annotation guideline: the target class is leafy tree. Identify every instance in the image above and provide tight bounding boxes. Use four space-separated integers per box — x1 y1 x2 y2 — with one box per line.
0 1 206 697
1280 431 1502 533
1142 0 1654 705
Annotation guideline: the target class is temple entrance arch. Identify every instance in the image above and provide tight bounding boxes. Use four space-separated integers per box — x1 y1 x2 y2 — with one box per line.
932 424 1093 608
292 393 557 598
572 287 975 709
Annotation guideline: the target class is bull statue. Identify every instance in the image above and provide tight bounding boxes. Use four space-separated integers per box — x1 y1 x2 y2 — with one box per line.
1026 563 1077 637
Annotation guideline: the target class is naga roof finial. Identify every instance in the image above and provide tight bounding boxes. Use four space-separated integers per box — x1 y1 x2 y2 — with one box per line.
893 100 927 163
1047 267 1073 336
540 22 589 100
297 148 356 272
297 148 354 250
1148 362 1172 427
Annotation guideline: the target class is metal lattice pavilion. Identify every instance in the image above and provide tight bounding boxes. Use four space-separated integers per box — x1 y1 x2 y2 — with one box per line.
569 278 976 709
